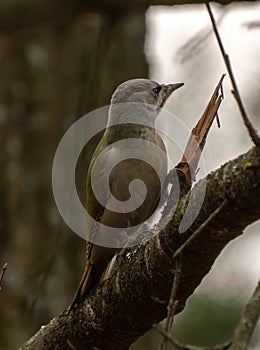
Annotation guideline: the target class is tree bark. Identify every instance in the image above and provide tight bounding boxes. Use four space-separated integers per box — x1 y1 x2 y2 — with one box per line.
20 145 260 350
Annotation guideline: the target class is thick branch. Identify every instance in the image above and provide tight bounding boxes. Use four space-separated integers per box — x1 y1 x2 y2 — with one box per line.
20 146 260 350
0 0 255 32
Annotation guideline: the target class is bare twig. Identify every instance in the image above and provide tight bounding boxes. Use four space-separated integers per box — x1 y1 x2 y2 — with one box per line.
206 3 260 146
229 280 260 350
157 221 258 350
155 280 260 350
159 257 182 350
0 262 8 290
172 200 227 260
158 201 228 349
159 200 227 348
155 326 230 350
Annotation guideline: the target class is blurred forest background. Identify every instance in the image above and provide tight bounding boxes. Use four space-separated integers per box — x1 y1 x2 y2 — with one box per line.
0 1 259 349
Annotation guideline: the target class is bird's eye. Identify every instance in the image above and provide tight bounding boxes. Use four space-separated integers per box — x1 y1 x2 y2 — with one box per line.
152 85 162 95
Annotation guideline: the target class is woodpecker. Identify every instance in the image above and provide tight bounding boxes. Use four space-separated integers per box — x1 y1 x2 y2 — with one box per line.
70 78 184 309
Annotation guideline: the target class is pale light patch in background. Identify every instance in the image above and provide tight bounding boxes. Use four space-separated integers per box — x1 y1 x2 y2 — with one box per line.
145 4 260 347
146 3 260 172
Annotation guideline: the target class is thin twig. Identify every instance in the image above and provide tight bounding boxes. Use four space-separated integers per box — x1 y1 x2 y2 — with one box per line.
0 262 8 290
229 280 260 350
155 280 260 350
160 257 182 350
159 201 228 349
155 326 230 350
172 200 228 260
206 3 260 146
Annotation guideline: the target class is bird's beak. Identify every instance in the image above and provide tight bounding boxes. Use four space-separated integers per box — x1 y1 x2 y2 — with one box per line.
160 82 184 107
166 82 184 93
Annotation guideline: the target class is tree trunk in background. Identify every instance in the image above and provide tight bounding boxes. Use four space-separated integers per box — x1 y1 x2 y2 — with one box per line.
0 11 147 350
0 0 254 32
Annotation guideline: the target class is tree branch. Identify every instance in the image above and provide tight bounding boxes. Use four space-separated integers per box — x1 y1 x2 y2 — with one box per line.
20 145 260 350
0 262 8 291
154 326 230 350
159 257 182 350
156 280 260 350
206 3 260 146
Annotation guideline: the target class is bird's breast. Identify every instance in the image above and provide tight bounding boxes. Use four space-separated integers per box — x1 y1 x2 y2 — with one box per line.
86 125 167 230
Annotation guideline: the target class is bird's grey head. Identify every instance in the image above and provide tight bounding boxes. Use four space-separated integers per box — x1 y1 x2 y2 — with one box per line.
108 78 184 126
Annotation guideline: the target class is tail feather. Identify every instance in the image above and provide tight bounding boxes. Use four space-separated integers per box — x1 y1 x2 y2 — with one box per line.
69 260 93 312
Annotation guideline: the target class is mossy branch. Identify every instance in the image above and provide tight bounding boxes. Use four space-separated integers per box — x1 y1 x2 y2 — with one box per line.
20 146 260 350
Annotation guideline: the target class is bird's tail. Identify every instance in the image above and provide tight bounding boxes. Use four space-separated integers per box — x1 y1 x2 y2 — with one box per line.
69 259 93 312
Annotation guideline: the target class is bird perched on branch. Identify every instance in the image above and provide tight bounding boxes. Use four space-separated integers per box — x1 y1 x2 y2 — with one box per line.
70 78 184 310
